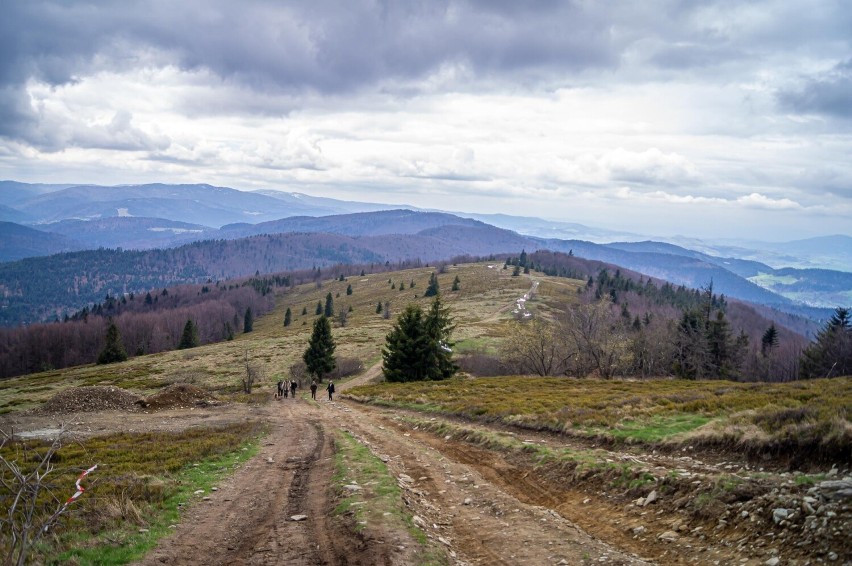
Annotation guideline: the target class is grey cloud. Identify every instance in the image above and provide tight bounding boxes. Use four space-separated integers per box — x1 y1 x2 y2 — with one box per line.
777 59 852 119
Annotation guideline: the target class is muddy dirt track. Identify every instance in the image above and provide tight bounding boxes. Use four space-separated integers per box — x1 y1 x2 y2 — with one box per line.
7 377 846 565
124 391 651 566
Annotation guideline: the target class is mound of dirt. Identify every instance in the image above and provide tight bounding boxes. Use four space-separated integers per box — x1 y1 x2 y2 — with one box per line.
38 386 143 414
140 384 216 411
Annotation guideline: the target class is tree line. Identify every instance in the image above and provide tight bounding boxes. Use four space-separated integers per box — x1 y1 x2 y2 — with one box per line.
499 250 848 381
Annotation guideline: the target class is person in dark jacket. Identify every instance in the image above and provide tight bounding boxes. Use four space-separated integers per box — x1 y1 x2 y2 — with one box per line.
326 380 335 401
310 380 318 400
290 379 298 398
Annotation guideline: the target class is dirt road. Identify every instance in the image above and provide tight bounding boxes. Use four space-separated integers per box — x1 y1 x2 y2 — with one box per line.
131 391 651 565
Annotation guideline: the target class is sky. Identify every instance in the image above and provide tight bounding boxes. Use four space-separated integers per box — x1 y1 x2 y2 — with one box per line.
1 0 850 241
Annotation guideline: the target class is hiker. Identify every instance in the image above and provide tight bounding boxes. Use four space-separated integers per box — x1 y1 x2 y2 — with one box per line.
310 380 318 400
290 379 298 398
282 380 288 398
326 380 335 401
276 380 284 399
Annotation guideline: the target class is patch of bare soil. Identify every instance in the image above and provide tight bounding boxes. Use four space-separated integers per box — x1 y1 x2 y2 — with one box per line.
134 399 419 566
35 385 142 414
342 402 851 566
140 383 217 411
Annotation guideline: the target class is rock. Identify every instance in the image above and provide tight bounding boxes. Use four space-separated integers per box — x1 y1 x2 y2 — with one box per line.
772 508 789 524
211 487 218 491
412 515 427 528
764 558 780 566
817 480 852 502
193 489 204 495
437 536 451 546
291 515 308 521
399 474 414 483
266 457 274 463
343 484 362 491
643 490 658 506
463 498 472 505
658 531 679 542
828 551 838 561
632 526 646 535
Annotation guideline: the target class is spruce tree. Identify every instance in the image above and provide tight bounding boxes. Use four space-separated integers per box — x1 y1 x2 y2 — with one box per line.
302 306 308 316
346 284 353 296
761 323 779 356
424 295 458 380
315 301 323 315
424 272 440 297
800 307 852 378
324 292 334 317
178 319 199 349
376 301 383 314
382 297 457 382
304 316 336 381
451 275 460 291
97 319 128 364
284 307 292 327
382 305 430 382
243 307 253 333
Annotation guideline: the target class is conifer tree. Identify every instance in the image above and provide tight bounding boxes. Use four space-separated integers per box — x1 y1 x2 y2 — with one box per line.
382 296 457 382
761 323 779 356
324 292 334 317
178 319 199 349
315 301 323 315
800 307 851 378
424 272 440 297
243 307 253 333
304 316 336 382
302 306 308 316
451 275 460 291
97 319 128 364
346 284 353 295
284 307 292 327
376 301 383 314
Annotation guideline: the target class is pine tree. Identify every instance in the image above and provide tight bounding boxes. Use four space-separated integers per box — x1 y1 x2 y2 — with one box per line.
97 319 128 364
346 284 353 296
284 307 292 327
424 272 440 297
376 301 383 314
304 316 336 381
178 319 200 349
324 292 334 317
302 306 308 316
243 307 254 333
451 275 460 291
315 301 323 315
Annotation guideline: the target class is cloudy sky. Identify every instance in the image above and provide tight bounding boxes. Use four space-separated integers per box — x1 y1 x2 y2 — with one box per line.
1 1 850 241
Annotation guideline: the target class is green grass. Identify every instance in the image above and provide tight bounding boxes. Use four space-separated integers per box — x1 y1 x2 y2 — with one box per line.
346 376 852 453
2 422 264 565
332 430 446 565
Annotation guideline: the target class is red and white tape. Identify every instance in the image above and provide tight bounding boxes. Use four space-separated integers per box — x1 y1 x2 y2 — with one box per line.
63 464 97 508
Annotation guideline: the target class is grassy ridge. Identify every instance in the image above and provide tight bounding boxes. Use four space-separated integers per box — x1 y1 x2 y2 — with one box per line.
346 376 852 459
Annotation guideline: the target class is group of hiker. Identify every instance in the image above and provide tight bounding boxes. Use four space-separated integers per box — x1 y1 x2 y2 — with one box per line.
276 378 335 401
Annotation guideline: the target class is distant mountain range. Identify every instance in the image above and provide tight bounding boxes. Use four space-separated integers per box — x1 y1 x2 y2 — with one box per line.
0 181 849 325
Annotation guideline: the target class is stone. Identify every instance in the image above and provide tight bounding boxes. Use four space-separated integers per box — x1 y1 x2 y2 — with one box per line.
764 558 780 566
772 508 789 524
412 515 427 528
343 484 362 491
658 530 679 542
817 480 852 502
632 526 646 535
643 490 658 506
463 498 472 505
291 515 308 522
